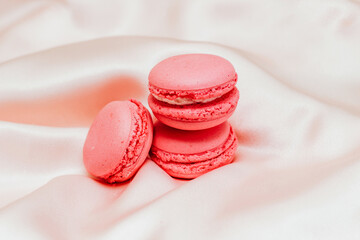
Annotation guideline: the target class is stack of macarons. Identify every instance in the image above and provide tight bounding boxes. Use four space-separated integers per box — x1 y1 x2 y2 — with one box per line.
148 54 239 179
83 53 239 183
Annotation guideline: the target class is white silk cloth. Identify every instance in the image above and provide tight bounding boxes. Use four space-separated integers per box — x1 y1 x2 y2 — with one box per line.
1 0 360 239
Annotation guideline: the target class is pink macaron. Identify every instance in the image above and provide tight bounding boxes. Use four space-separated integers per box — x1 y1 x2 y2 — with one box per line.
150 121 238 179
148 54 239 130
83 100 153 183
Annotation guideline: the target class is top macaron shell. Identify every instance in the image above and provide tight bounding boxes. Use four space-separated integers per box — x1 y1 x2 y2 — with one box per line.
83 100 153 183
149 53 237 92
152 121 230 155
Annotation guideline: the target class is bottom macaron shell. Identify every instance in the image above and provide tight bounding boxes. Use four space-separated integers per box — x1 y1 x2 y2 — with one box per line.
107 109 153 183
151 129 238 179
106 101 153 183
153 112 234 131
148 88 239 130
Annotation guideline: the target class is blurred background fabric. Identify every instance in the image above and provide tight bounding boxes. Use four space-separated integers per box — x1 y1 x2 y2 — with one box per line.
0 0 360 239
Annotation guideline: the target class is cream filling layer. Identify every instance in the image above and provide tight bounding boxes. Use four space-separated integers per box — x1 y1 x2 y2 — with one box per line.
152 94 221 105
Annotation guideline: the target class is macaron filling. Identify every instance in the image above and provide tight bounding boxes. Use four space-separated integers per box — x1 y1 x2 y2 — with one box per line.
150 127 238 178
152 95 220 106
149 76 237 105
105 100 149 183
149 88 239 122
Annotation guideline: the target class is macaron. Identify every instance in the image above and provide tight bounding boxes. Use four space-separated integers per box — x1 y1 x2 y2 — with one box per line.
148 53 239 130
150 121 238 179
83 100 153 183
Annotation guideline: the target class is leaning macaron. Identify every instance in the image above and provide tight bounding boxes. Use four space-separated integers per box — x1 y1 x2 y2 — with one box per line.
150 121 238 179
83 100 153 183
148 53 239 130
